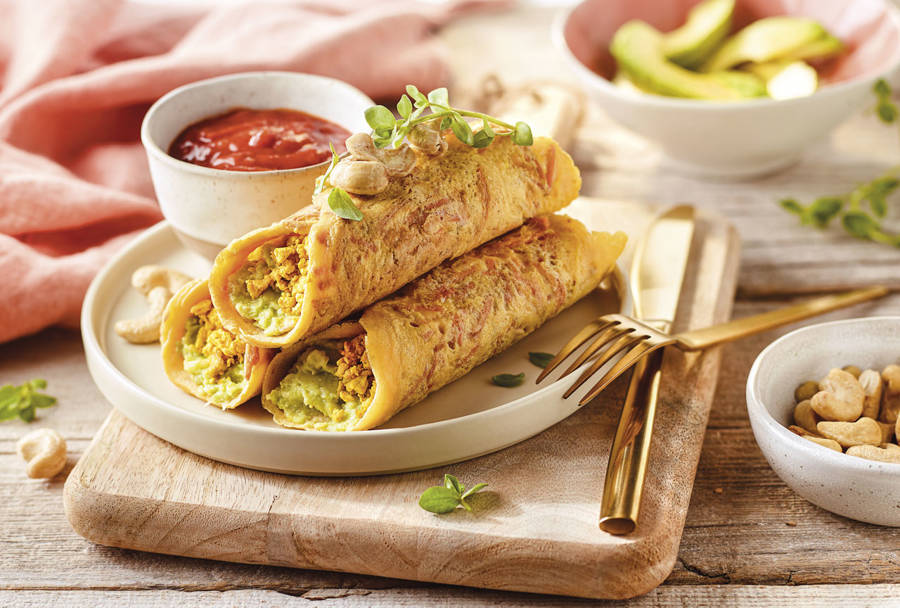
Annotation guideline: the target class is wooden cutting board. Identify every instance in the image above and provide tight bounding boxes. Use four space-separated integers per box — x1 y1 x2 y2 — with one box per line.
63 202 739 600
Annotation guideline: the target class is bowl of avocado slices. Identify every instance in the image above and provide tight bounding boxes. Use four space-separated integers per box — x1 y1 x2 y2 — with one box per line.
555 0 900 178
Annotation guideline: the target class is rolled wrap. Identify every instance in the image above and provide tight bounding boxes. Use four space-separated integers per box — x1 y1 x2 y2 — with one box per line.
262 215 627 431
209 133 581 348
161 279 275 409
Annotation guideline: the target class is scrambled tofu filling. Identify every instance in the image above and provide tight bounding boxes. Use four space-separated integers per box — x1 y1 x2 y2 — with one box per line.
230 235 309 335
268 335 375 431
180 300 247 405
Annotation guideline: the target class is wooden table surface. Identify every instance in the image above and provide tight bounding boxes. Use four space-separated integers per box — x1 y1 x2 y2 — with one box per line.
3 5 900 607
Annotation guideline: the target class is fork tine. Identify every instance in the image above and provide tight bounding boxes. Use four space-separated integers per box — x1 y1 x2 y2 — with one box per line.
562 333 646 399
559 325 633 380
577 340 665 406
535 317 618 383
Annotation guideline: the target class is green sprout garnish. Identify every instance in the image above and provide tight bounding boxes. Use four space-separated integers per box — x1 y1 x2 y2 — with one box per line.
316 85 534 222
779 79 900 246
0 379 57 423
418 474 489 514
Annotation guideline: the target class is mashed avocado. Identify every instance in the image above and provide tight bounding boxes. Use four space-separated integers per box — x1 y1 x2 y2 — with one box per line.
268 345 371 432
180 305 246 406
230 236 308 336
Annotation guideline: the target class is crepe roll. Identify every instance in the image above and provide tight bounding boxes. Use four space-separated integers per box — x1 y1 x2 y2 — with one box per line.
209 133 581 348
161 279 275 409
262 215 626 431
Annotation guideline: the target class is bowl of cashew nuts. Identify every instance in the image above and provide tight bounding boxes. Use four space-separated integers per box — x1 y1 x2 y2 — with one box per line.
747 316 900 526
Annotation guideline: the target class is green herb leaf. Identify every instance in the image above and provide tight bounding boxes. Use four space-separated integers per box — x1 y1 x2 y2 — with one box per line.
461 482 488 499
877 101 898 124
874 78 891 98
807 197 843 227
779 198 805 216
397 94 413 119
406 85 427 106
512 121 533 146
444 474 464 495
842 211 879 239
418 486 462 514
427 87 449 107
492 373 525 387
314 144 341 196
364 105 396 131
327 188 363 221
439 116 452 130
472 129 494 148
0 379 57 423
528 352 555 368
450 115 474 146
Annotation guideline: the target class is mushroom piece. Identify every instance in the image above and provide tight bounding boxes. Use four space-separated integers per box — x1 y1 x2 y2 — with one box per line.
329 160 389 196
407 122 447 156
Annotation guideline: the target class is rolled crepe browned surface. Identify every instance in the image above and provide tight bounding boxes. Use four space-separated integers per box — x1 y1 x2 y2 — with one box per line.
208 133 581 349
161 279 274 409
261 214 627 431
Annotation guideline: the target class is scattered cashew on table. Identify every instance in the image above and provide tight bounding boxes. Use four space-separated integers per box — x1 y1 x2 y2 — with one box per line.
115 266 191 344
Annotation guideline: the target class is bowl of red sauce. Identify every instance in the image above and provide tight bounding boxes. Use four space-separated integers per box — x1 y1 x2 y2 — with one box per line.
141 72 372 258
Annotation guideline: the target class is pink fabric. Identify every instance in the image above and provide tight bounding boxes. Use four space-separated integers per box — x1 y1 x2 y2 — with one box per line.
0 0 500 343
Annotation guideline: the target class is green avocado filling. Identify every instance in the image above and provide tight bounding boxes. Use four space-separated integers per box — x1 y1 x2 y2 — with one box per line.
267 336 375 431
179 300 247 406
229 235 309 336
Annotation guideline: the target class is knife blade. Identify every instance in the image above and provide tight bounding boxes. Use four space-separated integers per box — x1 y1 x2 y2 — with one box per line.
599 205 695 535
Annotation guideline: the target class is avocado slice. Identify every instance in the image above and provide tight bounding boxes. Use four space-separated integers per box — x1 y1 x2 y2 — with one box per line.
708 70 767 98
745 60 818 99
783 33 843 62
611 21 748 100
701 16 828 72
663 0 735 69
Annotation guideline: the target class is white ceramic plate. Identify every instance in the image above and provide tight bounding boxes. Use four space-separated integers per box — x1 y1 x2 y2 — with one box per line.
82 221 629 475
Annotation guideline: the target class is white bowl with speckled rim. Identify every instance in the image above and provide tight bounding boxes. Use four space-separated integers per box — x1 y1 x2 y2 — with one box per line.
141 72 373 259
747 317 900 526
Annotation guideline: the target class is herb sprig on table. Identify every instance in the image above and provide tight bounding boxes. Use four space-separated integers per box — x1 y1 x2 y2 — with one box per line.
315 85 534 221
418 474 488 514
779 79 900 246
0 379 57 423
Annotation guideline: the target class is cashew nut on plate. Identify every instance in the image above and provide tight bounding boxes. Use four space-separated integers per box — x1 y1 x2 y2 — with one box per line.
115 266 191 344
17 428 67 479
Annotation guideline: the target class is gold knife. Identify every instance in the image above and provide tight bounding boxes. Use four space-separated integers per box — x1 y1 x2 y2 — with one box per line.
599 205 695 535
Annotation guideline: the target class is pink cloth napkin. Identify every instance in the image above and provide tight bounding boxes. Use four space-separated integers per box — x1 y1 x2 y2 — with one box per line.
0 0 499 344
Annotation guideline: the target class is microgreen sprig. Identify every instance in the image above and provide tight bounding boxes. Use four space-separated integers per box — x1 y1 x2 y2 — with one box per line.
0 379 57 423
315 85 534 222
418 474 489 514
779 79 900 247
366 85 533 149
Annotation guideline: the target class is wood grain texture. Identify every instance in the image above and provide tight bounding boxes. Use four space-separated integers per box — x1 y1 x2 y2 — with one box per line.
61 211 739 601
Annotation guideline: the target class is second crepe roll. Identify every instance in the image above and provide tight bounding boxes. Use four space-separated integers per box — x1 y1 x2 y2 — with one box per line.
262 214 627 431
209 133 580 348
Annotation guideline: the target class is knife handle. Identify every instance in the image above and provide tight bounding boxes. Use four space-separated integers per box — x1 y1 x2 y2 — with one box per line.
599 349 664 535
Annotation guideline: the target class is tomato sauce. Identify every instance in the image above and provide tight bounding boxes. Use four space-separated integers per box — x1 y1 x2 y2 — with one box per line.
168 108 351 171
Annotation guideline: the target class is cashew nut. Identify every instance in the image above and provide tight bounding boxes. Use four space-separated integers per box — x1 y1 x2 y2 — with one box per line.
794 380 819 403
407 122 447 156
17 428 67 479
846 444 900 464
858 369 883 420
115 266 191 344
880 364 900 424
803 435 843 452
792 399 820 434
817 416 882 448
882 442 900 453
330 159 389 196
810 368 864 422
842 365 862 379
876 420 895 444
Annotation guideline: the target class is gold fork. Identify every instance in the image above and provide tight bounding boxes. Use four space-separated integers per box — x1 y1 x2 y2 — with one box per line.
536 285 889 404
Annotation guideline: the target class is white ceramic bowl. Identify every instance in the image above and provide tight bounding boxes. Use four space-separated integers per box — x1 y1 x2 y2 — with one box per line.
746 317 900 526
554 0 900 178
141 72 373 259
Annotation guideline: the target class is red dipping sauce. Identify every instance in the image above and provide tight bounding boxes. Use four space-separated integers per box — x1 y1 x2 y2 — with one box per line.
168 108 351 171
